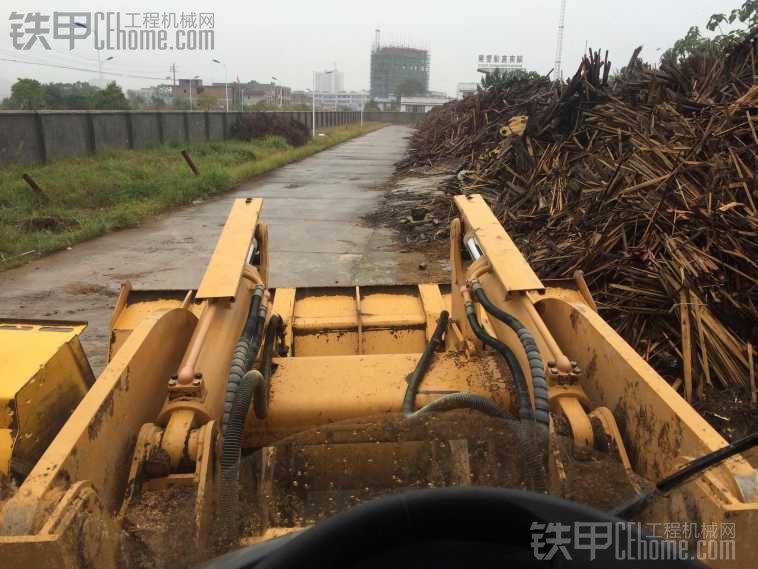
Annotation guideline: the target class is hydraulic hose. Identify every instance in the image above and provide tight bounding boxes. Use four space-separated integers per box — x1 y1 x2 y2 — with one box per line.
409 392 511 419
464 302 532 421
248 299 269 364
470 282 550 427
218 369 260 537
223 285 267 432
402 311 449 414
243 285 264 339
255 314 284 419
612 431 758 519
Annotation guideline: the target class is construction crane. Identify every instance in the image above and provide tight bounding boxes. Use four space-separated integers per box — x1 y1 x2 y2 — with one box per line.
553 0 567 80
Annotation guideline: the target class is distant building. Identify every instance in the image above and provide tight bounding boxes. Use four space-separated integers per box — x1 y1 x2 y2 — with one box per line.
254 82 291 107
200 83 231 108
400 94 451 113
291 90 369 111
317 91 368 111
315 70 344 94
456 82 477 99
172 78 203 99
370 34 430 99
144 77 292 111
129 84 173 107
291 90 312 107
200 81 291 110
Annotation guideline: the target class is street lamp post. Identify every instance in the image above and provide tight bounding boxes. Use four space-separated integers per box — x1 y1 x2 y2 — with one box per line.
272 76 281 108
312 69 333 138
100 55 115 86
75 22 113 87
212 59 228 112
311 73 316 138
188 74 199 111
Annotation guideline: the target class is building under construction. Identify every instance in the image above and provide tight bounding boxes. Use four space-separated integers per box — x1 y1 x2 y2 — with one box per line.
370 31 430 100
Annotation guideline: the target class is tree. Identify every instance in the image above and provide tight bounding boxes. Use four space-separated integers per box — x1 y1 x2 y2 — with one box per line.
479 68 544 91
150 95 168 110
253 99 274 110
92 82 130 110
661 0 757 65
707 0 757 37
44 81 98 109
127 92 147 110
197 91 217 111
3 78 46 109
173 97 190 110
43 83 67 109
661 26 717 65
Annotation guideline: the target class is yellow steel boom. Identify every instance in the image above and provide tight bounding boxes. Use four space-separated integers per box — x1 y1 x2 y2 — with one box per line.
0 195 755 568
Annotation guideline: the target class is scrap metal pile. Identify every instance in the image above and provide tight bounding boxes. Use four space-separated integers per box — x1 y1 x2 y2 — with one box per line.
393 33 757 399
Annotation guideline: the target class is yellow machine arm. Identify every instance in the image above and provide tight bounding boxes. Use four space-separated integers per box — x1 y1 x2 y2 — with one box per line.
0 196 755 568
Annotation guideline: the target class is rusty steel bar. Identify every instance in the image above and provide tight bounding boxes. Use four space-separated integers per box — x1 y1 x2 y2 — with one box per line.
21 173 48 203
181 150 199 175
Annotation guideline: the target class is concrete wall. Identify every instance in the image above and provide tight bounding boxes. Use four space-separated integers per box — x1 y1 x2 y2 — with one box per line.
208 113 225 140
0 110 426 167
91 113 130 151
0 113 44 166
364 111 425 124
40 113 90 162
160 113 186 145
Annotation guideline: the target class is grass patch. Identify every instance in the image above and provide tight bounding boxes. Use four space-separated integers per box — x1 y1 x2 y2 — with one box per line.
0 123 386 269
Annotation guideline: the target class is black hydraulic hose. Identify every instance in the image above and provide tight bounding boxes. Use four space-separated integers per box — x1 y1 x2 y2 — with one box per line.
255 314 284 419
402 311 449 414
409 392 511 419
223 285 267 432
218 369 258 537
465 302 533 421
243 285 264 339
612 431 758 519
248 301 268 364
470 282 550 427
224 338 251 431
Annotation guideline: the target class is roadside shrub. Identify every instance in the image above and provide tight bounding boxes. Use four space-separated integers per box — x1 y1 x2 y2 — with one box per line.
230 113 310 147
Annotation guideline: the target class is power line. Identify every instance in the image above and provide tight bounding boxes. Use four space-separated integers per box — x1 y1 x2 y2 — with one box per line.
0 57 168 81
0 48 170 79
0 48 169 74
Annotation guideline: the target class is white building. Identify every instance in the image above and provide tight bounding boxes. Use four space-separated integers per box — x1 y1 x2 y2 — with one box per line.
399 94 452 113
315 70 344 94
129 84 173 107
314 90 368 111
456 82 477 99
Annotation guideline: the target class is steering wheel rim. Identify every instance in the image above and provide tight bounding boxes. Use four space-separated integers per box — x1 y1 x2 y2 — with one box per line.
203 487 707 569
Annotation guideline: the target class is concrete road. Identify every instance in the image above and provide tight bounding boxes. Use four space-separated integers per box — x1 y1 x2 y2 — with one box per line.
0 125 446 372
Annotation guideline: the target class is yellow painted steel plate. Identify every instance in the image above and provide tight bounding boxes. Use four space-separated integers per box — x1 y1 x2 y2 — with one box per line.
454 194 543 294
196 198 262 300
0 320 86 409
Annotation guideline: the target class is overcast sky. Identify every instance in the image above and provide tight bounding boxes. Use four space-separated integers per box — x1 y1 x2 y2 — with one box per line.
0 1 744 98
